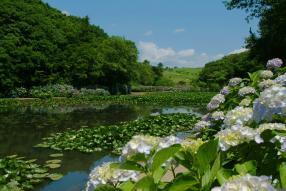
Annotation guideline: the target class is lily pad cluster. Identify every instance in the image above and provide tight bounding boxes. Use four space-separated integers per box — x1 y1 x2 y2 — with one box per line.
36 113 199 154
0 155 63 191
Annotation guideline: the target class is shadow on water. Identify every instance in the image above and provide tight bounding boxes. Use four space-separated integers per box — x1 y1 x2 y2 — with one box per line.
0 104 205 191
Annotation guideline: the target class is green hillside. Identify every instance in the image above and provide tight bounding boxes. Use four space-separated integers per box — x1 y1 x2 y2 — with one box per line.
163 68 202 86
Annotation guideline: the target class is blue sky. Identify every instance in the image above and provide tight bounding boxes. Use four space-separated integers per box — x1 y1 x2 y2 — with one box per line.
43 0 258 67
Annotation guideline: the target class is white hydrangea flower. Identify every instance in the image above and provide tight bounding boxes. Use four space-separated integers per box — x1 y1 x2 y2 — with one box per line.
85 162 139 191
271 135 286 152
121 135 160 160
266 58 283 69
228 78 242 87
207 94 225 111
224 106 253 128
181 138 205 154
258 79 276 90
253 85 286 122
193 120 211 131
258 123 286 133
220 86 230 95
239 97 252 107
211 174 276 191
158 135 182 150
211 111 225 121
238 86 256 97
274 73 286 86
260 70 274 79
215 125 263 151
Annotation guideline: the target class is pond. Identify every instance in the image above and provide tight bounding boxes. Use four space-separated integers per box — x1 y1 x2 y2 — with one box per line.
0 104 205 191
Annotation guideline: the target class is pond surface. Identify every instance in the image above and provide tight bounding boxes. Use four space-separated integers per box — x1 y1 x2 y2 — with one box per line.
0 104 204 191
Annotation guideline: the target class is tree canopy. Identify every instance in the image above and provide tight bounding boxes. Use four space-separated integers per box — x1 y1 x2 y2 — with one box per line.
0 0 163 96
225 0 286 62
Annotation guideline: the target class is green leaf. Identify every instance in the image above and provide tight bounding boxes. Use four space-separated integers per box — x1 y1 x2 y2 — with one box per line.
133 176 156 191
235 160 257 175
112 162 145 172
217 168 233 185
153 166 166 184
280 162 286 189
202 153 221 190
151 144 181 173
119 181 135 191
94 185 122 191
168 174 199 191
195 139 218 173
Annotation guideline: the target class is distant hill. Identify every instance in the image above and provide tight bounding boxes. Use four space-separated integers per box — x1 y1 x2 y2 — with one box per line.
163 68 202 86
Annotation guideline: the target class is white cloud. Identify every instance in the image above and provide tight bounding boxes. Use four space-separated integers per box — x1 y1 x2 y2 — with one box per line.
144 30 153 36
228 48 248 55
177 49 195 57
138 41 215 67
61 10 70 16
213 54 224 60
174 28 185 33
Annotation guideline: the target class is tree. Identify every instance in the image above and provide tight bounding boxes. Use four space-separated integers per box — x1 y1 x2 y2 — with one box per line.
225 0 286 62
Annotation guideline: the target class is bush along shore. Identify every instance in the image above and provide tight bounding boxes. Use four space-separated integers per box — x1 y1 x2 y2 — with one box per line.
0 92 215 110
35 113 199 154
82 58 286 191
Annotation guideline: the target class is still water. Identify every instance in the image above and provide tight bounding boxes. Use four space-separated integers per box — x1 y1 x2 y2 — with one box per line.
0 104 204 191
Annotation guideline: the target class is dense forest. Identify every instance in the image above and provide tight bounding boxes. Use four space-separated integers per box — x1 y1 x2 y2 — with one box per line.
0 0 163 96
199 0 286 89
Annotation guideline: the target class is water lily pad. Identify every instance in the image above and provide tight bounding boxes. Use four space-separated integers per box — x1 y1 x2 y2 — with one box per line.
45 163 61 169
47 173 63 180
45 159 61 164
49 153 63 158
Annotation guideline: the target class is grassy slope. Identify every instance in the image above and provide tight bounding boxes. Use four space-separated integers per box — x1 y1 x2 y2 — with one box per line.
163 68 202 85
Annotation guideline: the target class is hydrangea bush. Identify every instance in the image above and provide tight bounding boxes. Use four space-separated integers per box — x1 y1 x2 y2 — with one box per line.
86 58 286 191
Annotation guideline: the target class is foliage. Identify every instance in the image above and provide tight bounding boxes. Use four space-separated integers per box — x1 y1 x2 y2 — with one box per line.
199 52 263 89
36 113 199 154
0 155 63 191
225 0 286 63
0 0 142 96
85 60 286 190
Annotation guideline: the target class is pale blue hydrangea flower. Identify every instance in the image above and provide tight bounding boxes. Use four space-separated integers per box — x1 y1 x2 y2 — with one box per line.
215 125 262 151
158 135 182 150
193 120 211 131
274 73 286 86
253 85 286 122
86 162 139 191
266 58 283 69
207 94 225 111
258 79 276 90
121 135 160 160
238 86 256 97
211 111 225 121
211 174 276 191
220 86 230 95
260 70 274 79
228 78 242 87
224 106 253 128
